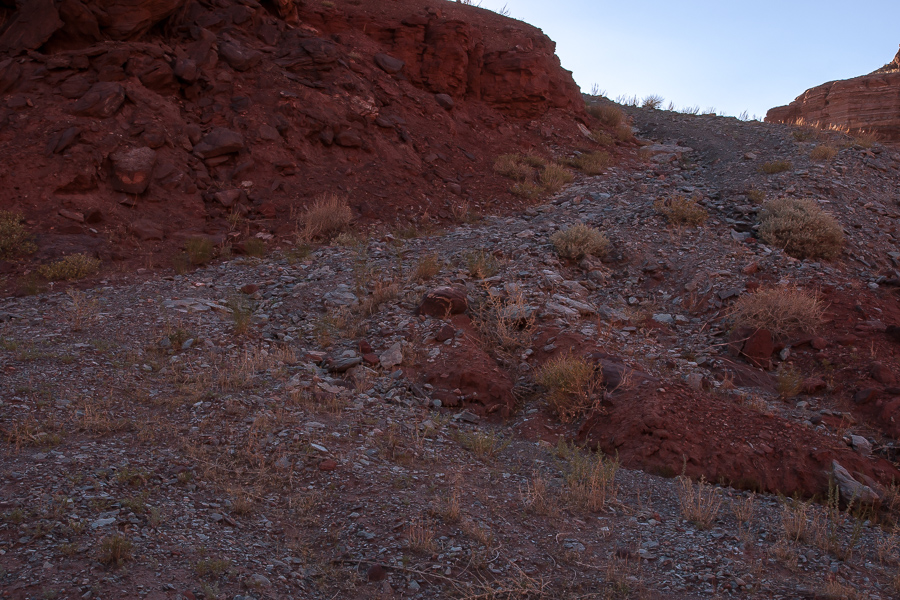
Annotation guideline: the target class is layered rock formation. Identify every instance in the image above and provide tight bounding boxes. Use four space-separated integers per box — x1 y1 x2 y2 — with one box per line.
766 46 900 140
0 0 600 272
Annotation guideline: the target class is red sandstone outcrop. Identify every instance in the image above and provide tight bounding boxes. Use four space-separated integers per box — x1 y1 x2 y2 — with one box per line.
766 46 900 140
0 0 608 274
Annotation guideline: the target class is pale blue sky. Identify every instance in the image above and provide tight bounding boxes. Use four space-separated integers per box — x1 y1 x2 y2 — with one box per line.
471 0 900 119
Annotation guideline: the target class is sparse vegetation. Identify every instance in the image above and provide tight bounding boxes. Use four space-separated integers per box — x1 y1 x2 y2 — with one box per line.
536 353 601 423
810 144 838 161
243 238 266 258
186 237 214 265
38 253 101 281
464 249 499 279
567 151 610 175
99 535 133 566
455 429 510 459
586 102 625 127
413 253 441 281
539 163 573 194
558 442 619 511
654 194 708 226
676 475 722 530
731 286 824 339
550 223 609 260
759 160 792 174
300 193 353 240
0 211 35 259
758 197 844 259
494 153 532 181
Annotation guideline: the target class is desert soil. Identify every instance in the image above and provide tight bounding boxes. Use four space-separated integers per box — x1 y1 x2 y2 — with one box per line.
3 104 900 600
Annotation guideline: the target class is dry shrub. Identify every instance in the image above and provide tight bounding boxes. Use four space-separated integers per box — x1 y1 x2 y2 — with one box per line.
539 163 573 193
300 193 353 240
99 535 133 566
413 253 440 281
522 473 558 516
38 254 100 281
590 130 615 146
776 363 803 398
758 197 844 259
730 286 823 339
0 211 35 259
464 249 499 279
676 475 722 530
852 129 879 148
747 188 766 203
614 123 634 141
471 287 536 362
493 154 532 181
653 194 708 226
568 151 610 175
550 223 609 260
509 181 543 201
642 94 664 109
406 518 435 552
586 103 625 127
781 498 811 543
536 354 601 423
186 237 214 265
561 444 619 511
810 144 838 161
759 160 792 174
455 429 509 460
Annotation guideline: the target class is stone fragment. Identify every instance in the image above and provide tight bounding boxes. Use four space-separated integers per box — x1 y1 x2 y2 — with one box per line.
130 219 164 241
71 82 125 118
0 0 63 54
58 209 84 223
318 459 337 471
435 93 455 110
374 53 405 74
219 40 262 72
380 342 403 369
110 147 157 194
366 564 387 582
741 329 773 369
192 128 244 159
832 460 879 504
335 130 363 148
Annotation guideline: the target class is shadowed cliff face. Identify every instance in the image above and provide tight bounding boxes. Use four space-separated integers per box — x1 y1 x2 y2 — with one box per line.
0 0 599 273
766 46 900 141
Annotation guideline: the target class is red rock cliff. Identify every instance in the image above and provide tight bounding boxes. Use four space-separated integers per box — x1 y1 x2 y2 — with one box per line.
766 46 900 140
0 0 597 273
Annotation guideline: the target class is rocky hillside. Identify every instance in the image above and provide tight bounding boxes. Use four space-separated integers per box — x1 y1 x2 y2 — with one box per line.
0 0 608 279
766 46 900 141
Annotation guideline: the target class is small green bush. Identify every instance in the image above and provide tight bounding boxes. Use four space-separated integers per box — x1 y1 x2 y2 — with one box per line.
0 211 35 259
551 224 609 260
536 354 601 423
38 254 101 281
186 237 214 265
758 197 844 259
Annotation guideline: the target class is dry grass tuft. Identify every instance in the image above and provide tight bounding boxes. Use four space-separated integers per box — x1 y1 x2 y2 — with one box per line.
185 237 214 265
559 443 619 511
0 211 35 259
300 193 353 241
730 286 823 339
406 518 435 552
586 102 625 127
539 163 574 194
536 354 602 423
676 475 722 530
509 181 543 201
464 249 499 279
455 429 510 460
522 473 559 516
550 223 609 260
810 144 838 161
759 160 792 174
413 253 441 281
38 254 100 281
567 151 610 175
493 154 532 181
653 194 708 226
99 535 133 566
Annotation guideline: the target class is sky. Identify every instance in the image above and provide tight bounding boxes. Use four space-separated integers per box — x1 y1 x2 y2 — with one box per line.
469 0 900 119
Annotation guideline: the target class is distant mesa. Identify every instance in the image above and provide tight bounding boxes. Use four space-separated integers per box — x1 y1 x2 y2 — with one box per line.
766 45 900 141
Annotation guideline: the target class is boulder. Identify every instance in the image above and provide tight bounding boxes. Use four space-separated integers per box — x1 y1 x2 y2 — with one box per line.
417 286 468 318
110 147 157 194
71 82 125 118
192 128 244 159
219 40 262 72
832 460 880 504
741 329 774 369
374 53 405 74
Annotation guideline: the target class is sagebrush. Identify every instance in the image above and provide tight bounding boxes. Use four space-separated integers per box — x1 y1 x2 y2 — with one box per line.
758 197 844 259
730 286 824 339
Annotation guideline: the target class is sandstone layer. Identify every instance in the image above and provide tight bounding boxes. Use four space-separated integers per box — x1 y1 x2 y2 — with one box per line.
766 46 900 140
